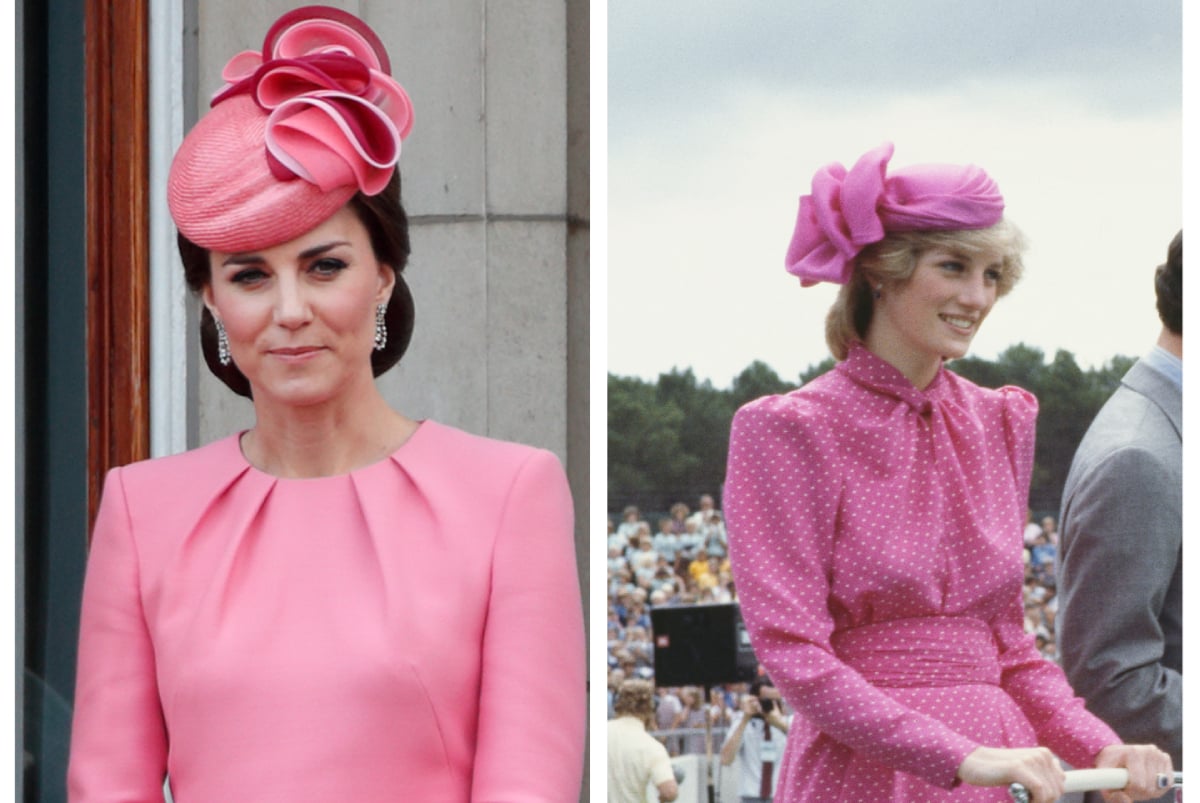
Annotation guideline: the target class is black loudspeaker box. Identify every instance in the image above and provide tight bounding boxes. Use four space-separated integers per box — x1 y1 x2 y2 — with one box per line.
650 602 759 687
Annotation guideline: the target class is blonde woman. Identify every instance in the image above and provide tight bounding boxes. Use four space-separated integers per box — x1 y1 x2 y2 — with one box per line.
725 143 1171 803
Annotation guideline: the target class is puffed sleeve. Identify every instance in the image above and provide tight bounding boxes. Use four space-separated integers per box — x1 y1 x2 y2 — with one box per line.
999 386 1037 498
726 397 979 790
989 387 1121 767
470 450 586 802
68 467 169 802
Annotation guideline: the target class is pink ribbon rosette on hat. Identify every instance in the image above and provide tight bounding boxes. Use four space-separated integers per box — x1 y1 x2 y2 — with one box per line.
213 5 413 195
168 5 414 253
785 142 1005 287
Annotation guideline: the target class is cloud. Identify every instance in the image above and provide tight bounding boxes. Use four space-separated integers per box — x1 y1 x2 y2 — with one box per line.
610 0 1181 141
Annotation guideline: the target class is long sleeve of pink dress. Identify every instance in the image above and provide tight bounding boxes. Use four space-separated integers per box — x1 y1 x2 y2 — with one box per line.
68 421 586 803
725 344 1119 801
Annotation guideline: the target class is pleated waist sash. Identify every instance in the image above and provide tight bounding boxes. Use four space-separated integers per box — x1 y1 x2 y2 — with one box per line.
830 616 1001 688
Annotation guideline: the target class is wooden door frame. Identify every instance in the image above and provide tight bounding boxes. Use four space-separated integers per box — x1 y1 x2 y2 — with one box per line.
84 0 151 529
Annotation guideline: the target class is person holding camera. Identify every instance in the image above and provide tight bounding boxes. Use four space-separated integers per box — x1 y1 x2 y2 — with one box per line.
720 679 791 802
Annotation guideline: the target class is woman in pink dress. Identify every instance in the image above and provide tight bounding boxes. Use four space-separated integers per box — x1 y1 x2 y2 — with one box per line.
67 7 584 802
724 143 1170 803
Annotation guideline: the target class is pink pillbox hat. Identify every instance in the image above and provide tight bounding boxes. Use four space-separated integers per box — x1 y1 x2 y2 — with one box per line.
168 5 414 253
785 142 1004 287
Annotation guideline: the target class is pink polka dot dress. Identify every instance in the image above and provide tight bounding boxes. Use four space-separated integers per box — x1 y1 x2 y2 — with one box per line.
725 343 1119 801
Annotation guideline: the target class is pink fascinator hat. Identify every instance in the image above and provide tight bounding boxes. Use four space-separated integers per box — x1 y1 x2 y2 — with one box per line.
785 142 1004 286
168 5 414 253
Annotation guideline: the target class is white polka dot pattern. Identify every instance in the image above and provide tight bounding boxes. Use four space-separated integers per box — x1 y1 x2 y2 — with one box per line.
725 343 1119 801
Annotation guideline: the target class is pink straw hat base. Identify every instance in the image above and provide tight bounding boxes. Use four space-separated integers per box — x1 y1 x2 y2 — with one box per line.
168 95 356 253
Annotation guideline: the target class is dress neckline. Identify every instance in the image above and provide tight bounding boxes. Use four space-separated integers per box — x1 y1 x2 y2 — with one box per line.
232 419 432 482
837 342 951 413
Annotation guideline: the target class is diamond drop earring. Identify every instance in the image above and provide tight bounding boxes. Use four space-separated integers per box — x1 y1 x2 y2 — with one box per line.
374 303 388 350
215 318 232 366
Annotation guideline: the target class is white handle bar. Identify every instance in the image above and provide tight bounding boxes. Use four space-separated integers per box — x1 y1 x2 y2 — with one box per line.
1009 768 1179 802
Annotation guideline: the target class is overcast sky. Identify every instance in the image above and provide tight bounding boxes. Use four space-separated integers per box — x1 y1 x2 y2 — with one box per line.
608 1 1183 387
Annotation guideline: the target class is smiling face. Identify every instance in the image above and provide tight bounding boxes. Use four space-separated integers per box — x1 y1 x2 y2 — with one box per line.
202 205 395 408
865 246 1003 387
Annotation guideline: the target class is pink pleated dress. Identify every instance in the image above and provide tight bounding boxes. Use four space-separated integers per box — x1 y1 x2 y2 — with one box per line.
725 343 1119 802
68 421 585 803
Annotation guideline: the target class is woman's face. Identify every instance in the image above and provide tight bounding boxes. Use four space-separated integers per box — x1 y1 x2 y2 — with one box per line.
203 206 395 408
868 245 1002 379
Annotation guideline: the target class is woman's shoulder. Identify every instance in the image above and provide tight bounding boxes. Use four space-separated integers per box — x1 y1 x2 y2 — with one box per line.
110 433 245 495
96 436 251 546
731 371 845 433
943 370 1038 418
408 420 560 472
396 422 573 544
950 369 1036 408
399 421 567 497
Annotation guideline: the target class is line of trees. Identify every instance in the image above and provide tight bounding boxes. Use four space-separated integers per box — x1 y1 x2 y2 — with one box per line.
608 344 1135 517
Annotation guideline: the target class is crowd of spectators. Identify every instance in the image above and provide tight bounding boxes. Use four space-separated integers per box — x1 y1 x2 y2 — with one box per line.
607 496 1066 757
1023 511 1062 662
607 495 750 756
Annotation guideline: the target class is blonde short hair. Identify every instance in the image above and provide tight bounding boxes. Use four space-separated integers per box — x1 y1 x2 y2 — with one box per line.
614 678 656 725
824 220 1027 360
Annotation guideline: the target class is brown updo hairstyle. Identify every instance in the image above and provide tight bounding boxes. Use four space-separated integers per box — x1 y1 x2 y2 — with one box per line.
824 220 1027 360
178 170 414 398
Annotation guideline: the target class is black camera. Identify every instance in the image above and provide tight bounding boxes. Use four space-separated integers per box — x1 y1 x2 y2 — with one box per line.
750 678 776 716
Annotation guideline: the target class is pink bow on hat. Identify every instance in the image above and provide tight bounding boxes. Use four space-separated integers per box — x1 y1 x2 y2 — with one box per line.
213 5 414 196
785 142 1005 286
